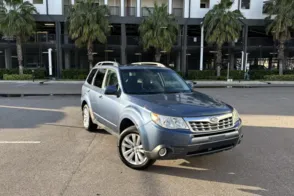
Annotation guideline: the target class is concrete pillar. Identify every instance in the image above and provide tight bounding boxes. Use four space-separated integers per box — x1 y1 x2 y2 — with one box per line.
168 0 172 14
200 24 204 70
181 25 188 75
136 0 140 17
75 49 79 68
55 21 62 78
184 0 189 18
65 50 70 69
176 52 181 72
5 48 12 69
121 23 127 64
121 0 125 16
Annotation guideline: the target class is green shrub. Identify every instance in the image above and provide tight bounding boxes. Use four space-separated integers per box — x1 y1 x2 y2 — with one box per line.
221 70 245 80
23 69 46 79
0 68 46 79
3 74 33 80
264 75 294 81
249 70 278 80
187 70 216 80
62 69 89 80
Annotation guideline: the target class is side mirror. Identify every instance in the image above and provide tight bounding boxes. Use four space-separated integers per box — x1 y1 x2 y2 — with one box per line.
105 85 119 96
186 81 193 89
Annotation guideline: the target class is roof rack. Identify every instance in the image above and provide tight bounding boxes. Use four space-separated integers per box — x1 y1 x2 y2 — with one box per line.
131 62 166 67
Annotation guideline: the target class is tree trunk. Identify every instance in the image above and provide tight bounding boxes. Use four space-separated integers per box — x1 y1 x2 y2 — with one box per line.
278 41 285 75
87 41 94 70
216 45 222 77
155 49 161 62
16 36 23 75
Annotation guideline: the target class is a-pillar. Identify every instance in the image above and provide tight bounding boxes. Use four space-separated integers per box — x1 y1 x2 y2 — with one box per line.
5 48 12 69
121 23 127 64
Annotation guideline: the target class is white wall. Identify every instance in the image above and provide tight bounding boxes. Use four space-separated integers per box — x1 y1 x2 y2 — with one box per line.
48 0 62 15
187 0 265 19
27 0 46 15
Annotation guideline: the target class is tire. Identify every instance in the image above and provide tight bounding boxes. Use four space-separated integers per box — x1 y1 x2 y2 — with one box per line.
82 104 97 132
118 126 156 170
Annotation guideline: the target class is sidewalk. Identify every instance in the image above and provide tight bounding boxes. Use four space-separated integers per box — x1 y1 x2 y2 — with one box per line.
0 80 293 96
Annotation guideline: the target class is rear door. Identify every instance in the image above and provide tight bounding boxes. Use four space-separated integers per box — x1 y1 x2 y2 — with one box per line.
89 68 107 123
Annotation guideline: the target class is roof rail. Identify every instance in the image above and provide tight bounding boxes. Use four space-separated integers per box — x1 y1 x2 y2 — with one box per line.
93 61 120 68
131 62 166 67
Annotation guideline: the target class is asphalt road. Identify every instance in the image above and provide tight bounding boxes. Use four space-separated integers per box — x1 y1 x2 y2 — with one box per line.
0 88 294 196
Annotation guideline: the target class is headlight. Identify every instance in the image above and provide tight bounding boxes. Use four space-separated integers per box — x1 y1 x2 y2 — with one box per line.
232 109 240 124
151 112 189 129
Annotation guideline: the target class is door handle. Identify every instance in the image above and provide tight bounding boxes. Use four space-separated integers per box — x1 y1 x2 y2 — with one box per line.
99 95 103 98
87 89 90 92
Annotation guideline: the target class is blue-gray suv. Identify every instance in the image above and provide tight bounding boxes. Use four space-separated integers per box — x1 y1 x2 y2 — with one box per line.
81 64 243 170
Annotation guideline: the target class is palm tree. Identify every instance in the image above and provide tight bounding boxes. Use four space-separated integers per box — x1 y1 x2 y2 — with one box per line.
139 3 178 62
0 0 37 75
265 0 294 75
203 0 244 77
68 0 110 69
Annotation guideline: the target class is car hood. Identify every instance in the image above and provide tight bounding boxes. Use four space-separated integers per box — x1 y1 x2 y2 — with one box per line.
128 91 232 117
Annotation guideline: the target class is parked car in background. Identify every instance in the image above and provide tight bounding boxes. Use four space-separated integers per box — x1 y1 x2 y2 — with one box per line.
81 63 243 170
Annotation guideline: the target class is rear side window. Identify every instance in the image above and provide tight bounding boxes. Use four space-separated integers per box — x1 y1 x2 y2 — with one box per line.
93 69 106 88
86 69 97 84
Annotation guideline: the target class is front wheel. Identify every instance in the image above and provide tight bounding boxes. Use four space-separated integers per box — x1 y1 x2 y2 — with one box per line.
82 104 97 132
118 126 155 170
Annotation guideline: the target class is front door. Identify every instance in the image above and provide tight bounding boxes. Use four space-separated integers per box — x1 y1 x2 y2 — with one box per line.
97 68 122 132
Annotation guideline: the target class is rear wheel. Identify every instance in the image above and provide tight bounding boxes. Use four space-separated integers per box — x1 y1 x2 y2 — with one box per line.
118 126 155 170
82 104 97 131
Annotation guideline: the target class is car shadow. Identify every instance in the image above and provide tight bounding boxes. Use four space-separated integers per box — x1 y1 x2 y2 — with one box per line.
146 125 294 196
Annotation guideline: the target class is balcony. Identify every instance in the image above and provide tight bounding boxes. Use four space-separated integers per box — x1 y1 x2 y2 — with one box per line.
127 36 140 45
172 8 183 17
125 7 136 16
109 6 120 16
142 7 154 17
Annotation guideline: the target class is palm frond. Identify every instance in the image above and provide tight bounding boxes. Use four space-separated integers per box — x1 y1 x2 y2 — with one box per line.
139 3 178 53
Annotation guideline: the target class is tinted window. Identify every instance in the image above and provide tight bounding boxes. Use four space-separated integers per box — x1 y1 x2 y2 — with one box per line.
103 69 118 89
86 69 97 84
93 69 106 88
120 69 191 94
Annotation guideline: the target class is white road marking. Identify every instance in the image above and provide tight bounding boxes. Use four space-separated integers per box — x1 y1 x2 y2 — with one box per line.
0 141 41 144
0 105 62 112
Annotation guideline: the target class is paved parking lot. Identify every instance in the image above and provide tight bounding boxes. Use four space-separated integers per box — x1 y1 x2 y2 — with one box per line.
0 87 293 196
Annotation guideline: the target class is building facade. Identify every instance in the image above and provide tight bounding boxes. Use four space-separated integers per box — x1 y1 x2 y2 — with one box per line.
1 0 293 77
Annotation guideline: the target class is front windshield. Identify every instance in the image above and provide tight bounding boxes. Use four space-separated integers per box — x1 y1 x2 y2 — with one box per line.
120 69 191 94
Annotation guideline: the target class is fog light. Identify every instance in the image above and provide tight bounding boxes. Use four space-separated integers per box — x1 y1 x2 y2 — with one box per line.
158 148 167 157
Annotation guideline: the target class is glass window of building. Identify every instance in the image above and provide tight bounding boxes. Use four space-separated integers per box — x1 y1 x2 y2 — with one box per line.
241 0 250 9
200 0 210 8
33 0 43 4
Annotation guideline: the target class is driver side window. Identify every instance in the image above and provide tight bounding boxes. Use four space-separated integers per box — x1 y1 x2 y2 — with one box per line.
102 69 118 90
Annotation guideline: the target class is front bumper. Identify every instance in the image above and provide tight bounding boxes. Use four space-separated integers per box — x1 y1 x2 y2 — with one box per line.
142 120 243 160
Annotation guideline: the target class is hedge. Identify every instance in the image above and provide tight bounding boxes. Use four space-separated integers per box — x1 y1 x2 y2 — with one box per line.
0 69 46 79
3 74 33 80
184 70 294 80
62 69 89 80
264 75 294 81
187 70 244 80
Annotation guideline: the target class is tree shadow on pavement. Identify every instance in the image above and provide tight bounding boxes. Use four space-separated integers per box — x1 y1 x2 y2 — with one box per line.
147 125 294 196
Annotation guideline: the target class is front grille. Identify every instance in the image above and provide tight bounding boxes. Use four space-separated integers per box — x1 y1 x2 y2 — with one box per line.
188 116 233 132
